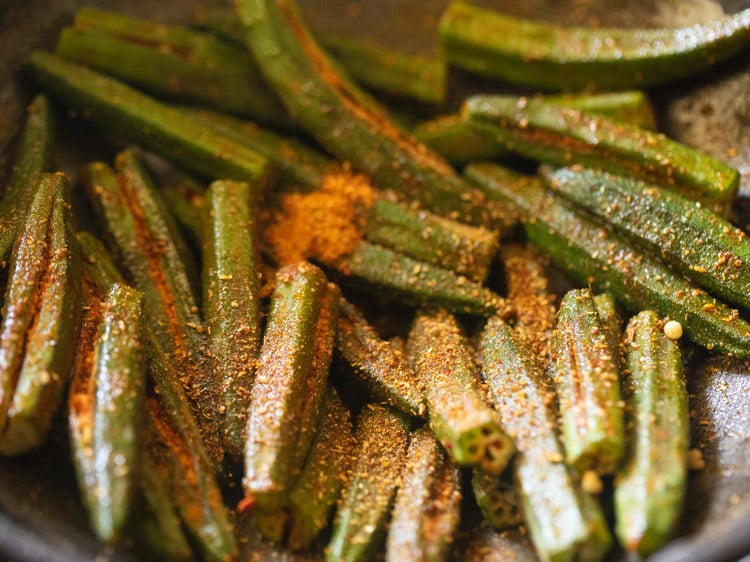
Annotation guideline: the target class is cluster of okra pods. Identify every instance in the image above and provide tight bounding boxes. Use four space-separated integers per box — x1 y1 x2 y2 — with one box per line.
1 0 750 560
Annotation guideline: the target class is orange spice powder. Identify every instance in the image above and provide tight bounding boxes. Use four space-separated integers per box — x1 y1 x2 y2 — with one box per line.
266 171 376 271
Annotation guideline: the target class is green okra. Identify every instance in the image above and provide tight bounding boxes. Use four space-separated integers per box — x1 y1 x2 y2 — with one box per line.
471 469 524 531
464 163 750 357
57 7 290 129
336 295 425 418
463 95 739 214
0 94 55 265
385 426 462 562
593 292 624 368
364 198 500 283
439 1 750 91
202 179 261 462
26 51 270 185
76 232 125 294
256 386 356 549
414 91 656 165
550 288 624 475
81 152 223 462
159 172 205 248
146 332 238 562
0 173 82 455
480 316 613 562
543 165 750 312
79 283 146 542
615 311 689 558
232 0 504 228
345 242 508 317
406 309 515 474
326 403 411 562
244 262 338 511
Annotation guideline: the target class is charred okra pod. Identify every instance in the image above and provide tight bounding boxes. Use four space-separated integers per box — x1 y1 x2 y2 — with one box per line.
550 288 624 475
244 262 338 511
471 469 524 531
27 52 270 185
336 296 426 418
56 7 290 129
385 426 462 562
464 163 750 357
480 316 613 562
0 94 55 264
202 179 262 461
543 165 750 312
326 403 411 562
233 0 504 227
439 1 750 91
614 311 689 558
462 95 739 214
407 309 515 474
82 152 222 462
73 283 145 542
0 173 82 455
414 91 656 165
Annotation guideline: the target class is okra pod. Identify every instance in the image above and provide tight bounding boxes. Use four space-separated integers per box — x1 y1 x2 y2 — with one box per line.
439 1 750 91
464 163 750 356
159 172 205 248
471 469 524 531
0 173 82 455
27 51 270 185
463 95 739 213
451 523 537 562
480 316 613 562
232 0 504 227
82 152 222 462
550 288 625 475
614 311 689 558
593 292 624 369
146 332 238 562
82 283 146 542
57 7 290 129
543 165 750 312
414 91 656 165
501 244 557 367
244 262 338 511
326 403 411 562
406 309 515 474
202 179 262 461
76 232 125 294
0 94 55 264
336 295 425 418
385 426 462 562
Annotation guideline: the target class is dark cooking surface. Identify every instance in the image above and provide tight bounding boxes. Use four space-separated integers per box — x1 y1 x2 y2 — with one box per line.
0 1 749 561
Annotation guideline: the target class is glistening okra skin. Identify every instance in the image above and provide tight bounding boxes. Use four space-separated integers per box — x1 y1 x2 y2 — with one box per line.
232 0 503 227
464 163 750 357
406 309 515 474
542 165 750 312
385 426 462 562
414 91 656 165
550 288 624 475
26 51 270 185
615 311 689 558
0 173 82 455
480 316 613 562
87 283 146 542
243 262 337 512
462 95 739 214
76 232 125 294
57 7 290 129
326 403 411 562
336 295 426 418
81 152 222 462
202 179 261 462
439 1 750 91
0 94 55 264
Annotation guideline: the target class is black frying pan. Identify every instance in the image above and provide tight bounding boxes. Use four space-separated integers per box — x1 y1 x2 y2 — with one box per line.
0 1 748 560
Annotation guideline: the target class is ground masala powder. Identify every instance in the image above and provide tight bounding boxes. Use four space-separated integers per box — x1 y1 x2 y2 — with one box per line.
266 172 377 271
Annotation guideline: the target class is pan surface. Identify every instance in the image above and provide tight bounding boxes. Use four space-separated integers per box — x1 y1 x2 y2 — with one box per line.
0 1 749 561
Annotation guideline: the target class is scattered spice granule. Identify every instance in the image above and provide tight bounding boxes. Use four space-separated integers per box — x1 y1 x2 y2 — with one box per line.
687 448 706 471
266 171 376 271
581 469 604 495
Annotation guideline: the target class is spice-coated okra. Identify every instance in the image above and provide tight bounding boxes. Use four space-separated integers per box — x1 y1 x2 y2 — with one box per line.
471 468 524 531
464 163 750 356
